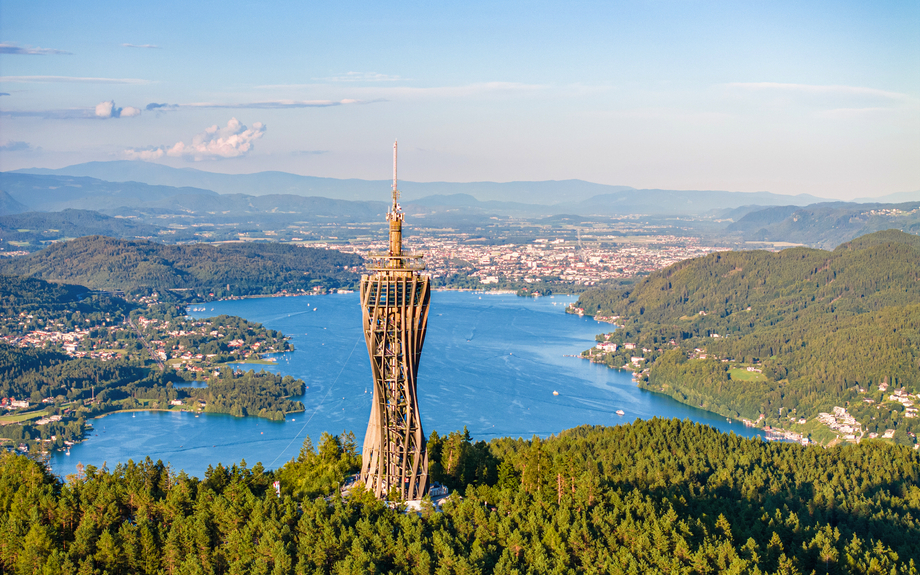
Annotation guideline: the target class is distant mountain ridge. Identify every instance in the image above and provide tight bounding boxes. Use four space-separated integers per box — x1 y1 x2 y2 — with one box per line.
0 172 216 212
0 173 389 220
0 190 28 216
726 201 920 249
12 161 832 212
854 190 920 203
2 170 836 218
573 189 827 216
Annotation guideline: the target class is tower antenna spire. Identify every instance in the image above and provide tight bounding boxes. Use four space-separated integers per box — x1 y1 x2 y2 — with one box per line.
392 140 399 205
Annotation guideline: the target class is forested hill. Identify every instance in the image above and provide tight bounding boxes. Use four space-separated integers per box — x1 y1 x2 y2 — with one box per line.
575 230 920 442
2 419 918 573
0 275 134 323
0 236 362 297
578 229 920 321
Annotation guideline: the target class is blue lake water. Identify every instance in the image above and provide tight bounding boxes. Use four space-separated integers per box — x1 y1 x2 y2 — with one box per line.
51 291 766 478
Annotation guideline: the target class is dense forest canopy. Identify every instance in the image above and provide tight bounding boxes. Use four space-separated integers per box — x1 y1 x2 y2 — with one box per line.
0 275 135 326
575 230 920 439
0 236 362 297
1 419 918 574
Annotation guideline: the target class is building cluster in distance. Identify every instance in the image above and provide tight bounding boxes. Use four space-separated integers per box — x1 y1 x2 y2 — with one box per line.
886 388 918 419
337 235 727 286
0 328 120 361
0 314 286 375
818 407 863 441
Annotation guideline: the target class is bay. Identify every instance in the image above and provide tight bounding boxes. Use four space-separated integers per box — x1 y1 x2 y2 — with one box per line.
51 291 767 478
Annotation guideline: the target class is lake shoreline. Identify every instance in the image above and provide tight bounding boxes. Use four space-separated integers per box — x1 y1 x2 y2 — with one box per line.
50 292 772 477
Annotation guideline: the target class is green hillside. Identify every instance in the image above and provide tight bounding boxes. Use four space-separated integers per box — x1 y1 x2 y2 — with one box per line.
575 230 920 441
0 236 362 297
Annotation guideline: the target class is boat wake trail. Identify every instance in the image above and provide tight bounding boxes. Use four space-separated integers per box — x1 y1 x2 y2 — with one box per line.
266 335 362 468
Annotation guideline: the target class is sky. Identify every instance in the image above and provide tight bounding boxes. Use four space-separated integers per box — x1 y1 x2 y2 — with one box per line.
1 0 918 200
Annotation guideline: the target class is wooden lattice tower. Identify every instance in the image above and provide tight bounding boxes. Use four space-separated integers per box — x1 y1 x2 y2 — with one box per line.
360 141 430 500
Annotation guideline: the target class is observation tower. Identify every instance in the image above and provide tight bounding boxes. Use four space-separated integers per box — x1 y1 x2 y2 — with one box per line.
360 141 430 500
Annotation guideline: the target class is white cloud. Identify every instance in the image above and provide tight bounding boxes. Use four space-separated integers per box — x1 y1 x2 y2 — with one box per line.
251 81 549 100
725 82 909 101
0 76 150 84
0 42 71 55
137 99 370 110
349 81 548 101
181 99 369 109
315 72 401 82
95 100 142 119
125 148 166 160
121 43 160 49
125 117 265 161
7 97 348 121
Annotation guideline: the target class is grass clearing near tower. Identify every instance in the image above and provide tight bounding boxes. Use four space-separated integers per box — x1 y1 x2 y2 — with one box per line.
728 367 768 382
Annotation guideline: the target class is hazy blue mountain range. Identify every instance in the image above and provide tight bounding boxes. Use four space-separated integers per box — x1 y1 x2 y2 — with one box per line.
572 189 828 216
14 161 633 204
134 192 388 221
0 190 28 216
2 170 828 218
726 201 920 249
13 161 829 212
854 190 920 203
0 172 217 213
405 193 556 216
0 173 389 220
14 161 393 202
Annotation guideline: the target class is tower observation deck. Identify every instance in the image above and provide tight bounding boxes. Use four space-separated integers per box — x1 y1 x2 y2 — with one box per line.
360 141 430 500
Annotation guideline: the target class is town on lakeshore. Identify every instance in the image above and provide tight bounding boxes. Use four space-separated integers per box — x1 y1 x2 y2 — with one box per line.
579 331 920 449
335 233 727 288
0 229 713 459
3 231 917 458
3 2 919 570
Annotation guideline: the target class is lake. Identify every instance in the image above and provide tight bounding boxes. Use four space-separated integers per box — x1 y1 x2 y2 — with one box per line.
50 291 767 477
